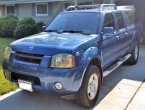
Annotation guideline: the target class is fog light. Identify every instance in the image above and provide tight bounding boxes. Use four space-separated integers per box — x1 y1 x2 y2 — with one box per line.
55 82 63 90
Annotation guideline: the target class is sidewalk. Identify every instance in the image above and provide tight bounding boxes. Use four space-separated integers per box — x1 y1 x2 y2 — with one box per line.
127 81 145 110
94 79 145 110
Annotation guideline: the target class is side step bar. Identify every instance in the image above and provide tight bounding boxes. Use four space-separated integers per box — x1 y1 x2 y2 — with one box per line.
103 54 131 77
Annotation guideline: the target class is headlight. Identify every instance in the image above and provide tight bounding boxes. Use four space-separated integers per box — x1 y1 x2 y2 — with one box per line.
51 54 75 68
4 47 12 60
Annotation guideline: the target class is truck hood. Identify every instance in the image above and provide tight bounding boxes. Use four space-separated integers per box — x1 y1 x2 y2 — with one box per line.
11 32 98 56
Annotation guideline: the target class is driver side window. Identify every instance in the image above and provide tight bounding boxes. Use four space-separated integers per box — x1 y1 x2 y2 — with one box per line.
103 13 115 29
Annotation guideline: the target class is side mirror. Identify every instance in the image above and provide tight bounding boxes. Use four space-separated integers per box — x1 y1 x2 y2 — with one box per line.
42 26 47 31
102 27 114 35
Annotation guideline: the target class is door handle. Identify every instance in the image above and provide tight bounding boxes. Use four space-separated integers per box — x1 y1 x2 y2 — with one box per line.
125 33 128 36
116 36 119 40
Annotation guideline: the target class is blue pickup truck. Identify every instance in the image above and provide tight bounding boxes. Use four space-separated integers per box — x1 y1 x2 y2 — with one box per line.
3 4 143 107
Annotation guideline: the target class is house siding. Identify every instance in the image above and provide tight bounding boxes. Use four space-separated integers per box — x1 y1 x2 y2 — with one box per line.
32 3 36 16
51 2 64 17
19 4 32 18
0 5 2 16
2 5 5 16
48 3 52 16
31 2 64 24
15 4 19 16
103 0 114 3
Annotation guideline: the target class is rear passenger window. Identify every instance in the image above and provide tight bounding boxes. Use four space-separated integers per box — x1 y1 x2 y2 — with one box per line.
125 11 135 26
103 13 115 29
115 13 124 29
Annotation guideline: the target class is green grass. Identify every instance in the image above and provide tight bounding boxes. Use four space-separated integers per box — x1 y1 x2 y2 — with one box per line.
0 38 17 95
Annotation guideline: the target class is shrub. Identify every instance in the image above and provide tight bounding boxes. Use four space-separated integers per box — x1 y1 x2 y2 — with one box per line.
0 20 5 36
2 18 18 37
0 15 18 37
14 17 45 39
17 17 35 25
0 15 45 39
5 14 18 21
14 24 38 39
36 21 45 32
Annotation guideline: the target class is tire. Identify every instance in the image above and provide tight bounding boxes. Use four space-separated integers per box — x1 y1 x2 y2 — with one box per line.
75 65 101 108
126 44 140 65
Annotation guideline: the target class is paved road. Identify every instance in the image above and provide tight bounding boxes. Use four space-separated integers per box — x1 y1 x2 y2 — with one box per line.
0 47 145 110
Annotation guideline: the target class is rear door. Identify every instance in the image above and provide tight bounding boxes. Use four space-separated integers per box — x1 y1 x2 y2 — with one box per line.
124 11 135 45
114 12 131 56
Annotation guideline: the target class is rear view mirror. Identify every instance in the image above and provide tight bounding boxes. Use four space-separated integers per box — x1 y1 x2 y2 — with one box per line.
103 27 114 35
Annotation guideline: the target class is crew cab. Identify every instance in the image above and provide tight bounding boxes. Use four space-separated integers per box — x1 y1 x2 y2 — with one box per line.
3 4 143 107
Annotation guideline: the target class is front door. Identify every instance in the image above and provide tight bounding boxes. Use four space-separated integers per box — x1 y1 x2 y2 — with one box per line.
101 13 120 70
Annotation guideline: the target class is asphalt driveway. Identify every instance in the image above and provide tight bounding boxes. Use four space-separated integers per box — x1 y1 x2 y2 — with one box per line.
0 47 145 110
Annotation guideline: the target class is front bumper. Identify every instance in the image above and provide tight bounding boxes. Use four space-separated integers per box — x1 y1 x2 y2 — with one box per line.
3 60 86 95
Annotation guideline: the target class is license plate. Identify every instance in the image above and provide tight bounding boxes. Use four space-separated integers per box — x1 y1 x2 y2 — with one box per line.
18 79 33 92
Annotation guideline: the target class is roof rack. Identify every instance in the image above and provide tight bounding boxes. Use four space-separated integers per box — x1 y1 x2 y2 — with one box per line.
66 4 117 11
117 6 134 11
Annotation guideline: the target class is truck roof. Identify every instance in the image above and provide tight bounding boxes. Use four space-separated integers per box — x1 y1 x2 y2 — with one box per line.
62 4 134 14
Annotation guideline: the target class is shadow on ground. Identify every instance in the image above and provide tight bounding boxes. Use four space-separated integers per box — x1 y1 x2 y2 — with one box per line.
0 47 145 110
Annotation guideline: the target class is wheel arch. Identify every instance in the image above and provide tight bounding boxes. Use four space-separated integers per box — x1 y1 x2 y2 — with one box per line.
89 57 103 83
72 47 103 92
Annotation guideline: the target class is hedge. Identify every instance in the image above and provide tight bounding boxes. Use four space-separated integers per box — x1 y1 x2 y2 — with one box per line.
0 15 18 37
0 15 45 39
14 17 45 39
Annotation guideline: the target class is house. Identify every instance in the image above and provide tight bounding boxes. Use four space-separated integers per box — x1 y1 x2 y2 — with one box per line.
0 0 111 24
0 0 115 24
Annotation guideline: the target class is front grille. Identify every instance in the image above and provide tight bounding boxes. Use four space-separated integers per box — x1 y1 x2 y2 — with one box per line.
15 51 43 64
11 72 40 85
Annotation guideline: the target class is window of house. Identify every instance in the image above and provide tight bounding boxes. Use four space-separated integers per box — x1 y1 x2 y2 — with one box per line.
36 3 48 16
115 13 125 29
103 13 115 29
6 5 15 15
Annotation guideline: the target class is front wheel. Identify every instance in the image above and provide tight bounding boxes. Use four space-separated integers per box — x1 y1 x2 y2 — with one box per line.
126 44 140 65
75 65 101 108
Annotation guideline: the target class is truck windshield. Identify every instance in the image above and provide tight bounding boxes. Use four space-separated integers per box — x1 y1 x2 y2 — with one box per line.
46 12 100 35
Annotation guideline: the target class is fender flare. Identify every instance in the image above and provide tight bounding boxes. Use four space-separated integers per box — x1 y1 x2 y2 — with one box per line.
129 31 140 52
72 47 103 91
132 24 143 43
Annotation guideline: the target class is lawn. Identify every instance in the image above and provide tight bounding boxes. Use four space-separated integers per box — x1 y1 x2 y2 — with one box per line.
0 38 17 95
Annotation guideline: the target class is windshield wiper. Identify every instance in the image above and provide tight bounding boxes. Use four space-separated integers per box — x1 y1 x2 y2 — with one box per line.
45 29 91 35
63 30 90 35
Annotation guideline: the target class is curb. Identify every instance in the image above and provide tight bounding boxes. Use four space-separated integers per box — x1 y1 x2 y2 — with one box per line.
0 89 21 101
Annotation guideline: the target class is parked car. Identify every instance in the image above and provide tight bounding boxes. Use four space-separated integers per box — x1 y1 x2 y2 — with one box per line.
3 4 143 108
